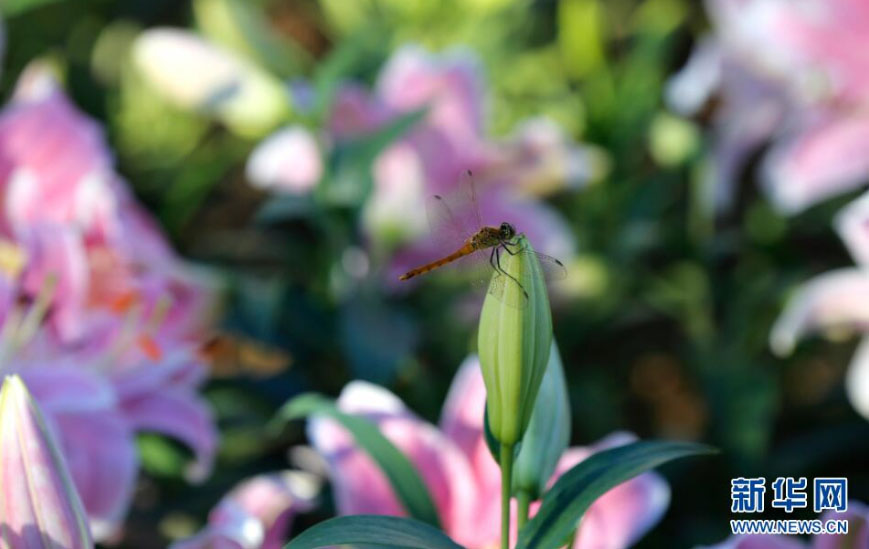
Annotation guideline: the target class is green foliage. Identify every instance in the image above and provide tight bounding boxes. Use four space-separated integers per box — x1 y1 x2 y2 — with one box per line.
517 441 716 549
285 515 464 549
277 393 442 529
1 0 63 17
318 107 427 207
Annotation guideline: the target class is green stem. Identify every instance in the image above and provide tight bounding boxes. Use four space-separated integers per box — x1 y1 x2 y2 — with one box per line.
500 444 514 549
516 490 531 530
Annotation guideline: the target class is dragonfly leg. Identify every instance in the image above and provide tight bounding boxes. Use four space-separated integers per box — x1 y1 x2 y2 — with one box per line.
494 246 529 299
489 248 499 273
502 239 525 255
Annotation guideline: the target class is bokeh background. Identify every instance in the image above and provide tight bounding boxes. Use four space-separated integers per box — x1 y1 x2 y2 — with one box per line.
3 0 868 547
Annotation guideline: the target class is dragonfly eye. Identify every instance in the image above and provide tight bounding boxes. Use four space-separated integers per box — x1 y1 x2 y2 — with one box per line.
500 222 515 239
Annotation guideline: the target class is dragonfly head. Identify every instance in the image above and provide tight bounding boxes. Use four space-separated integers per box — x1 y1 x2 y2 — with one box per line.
499 222 517 241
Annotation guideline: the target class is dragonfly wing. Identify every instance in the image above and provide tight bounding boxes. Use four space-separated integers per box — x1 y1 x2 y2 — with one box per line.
484 247 566 309
486 272 529 309
425 193 469 256
461 169 484 232
526 250 568 282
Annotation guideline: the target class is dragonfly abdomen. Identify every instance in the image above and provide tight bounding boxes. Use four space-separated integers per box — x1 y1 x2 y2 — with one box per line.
399 242 477 280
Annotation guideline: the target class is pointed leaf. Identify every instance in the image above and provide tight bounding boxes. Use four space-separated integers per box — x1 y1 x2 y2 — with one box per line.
322 107 427 206
277 394 442 528
286 515 463 549
516 441 716 549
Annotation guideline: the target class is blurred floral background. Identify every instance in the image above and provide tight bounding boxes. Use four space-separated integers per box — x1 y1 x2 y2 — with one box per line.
1 0 868 547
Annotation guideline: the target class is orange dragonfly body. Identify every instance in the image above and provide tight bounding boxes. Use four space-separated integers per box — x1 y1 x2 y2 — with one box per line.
399 223 516 281
397 171 566 305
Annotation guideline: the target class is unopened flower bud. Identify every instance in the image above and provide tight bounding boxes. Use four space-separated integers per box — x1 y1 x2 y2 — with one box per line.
0 375 93 548
478 235 553 445
512 341 570 499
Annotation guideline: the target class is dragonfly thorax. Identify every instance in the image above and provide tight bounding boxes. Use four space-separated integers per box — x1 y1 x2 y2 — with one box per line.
471 223 517 250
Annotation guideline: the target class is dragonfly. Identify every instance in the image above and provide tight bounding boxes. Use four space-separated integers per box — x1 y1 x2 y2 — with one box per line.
398 171 566 306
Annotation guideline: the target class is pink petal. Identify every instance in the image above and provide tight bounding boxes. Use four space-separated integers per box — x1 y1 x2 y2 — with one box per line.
246 126 322 194
666 37 723 117
120 388 217 482
761 0 869 105
376 45 484 151
20 366 116 414
439 355 500 501
170 471 321 549
556 433 671 549
221 471 320 549
307 381 480 544
813 500 869 549
763 114 869 214
701 534 806 549
327 84 390 139
0 375 93 548
769 269 869 357
363 143 429 246
51 411 138 539
846 339 869 420
835 190 869 266
0 67 119 239
112 350 207 399
495 117 603 195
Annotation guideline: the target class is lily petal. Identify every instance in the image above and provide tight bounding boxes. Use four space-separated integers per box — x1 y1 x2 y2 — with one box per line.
439 356 498 484
51 412 138 540
20 367 116 414
835 190 869 266
120 388 217 482
558 433 671 549
171 471 321 549
845 339 869 421
763 114 869 214
769 269 869 357
246 126 322 194
0 375 93 548
813 500 869 549
307 381 479 544
376 44 484 151
701 534 806 549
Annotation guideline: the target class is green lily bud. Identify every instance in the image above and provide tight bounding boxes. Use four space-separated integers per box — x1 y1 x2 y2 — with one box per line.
478 235 553 445
512 341 571 499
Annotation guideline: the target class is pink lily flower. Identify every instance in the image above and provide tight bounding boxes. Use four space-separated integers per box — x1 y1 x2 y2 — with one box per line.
0 64 219 538
770 190 869 419
0 290 217 539
308 356 670 548
0 64 219 344
251 45 597 272
668 0 869 214
702 500 868 548
170 471 321 549
246 126 323 194
0 374 93 548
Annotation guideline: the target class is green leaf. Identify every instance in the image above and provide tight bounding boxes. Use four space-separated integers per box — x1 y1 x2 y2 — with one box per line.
2 0 63 17
194 0 310 76
277 394 442 529
516 441 716 549
310 31 378 119
286 515 464 549
255 194 318 224
321 107 427 207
